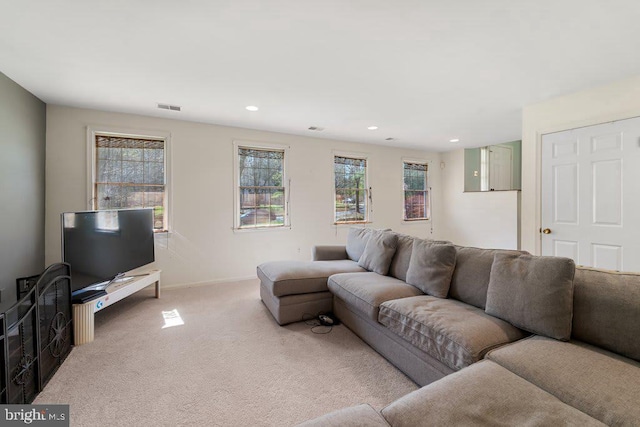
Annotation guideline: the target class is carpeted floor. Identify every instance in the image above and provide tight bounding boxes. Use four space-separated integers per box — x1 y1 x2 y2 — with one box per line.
35 279 418 426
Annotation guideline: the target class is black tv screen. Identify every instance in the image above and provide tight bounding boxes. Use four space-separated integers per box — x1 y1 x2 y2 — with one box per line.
61 208 155 292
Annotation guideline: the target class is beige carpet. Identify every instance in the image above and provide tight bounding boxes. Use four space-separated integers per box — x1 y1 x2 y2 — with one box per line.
35 279 418 426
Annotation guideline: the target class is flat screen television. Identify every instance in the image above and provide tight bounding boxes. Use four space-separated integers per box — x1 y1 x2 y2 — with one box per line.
61 208 155 294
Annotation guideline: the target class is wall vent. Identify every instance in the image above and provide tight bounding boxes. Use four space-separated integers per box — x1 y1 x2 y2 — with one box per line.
308 126 324 131
157 103 181 111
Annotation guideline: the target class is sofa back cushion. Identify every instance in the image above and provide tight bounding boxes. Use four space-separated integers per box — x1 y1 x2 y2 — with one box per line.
572 267 640 362
346 228 371 262
449 246 527 309
358 230 399 275
405 239 457 298
388 234 452 282
388 233 414 281
485 253 575 341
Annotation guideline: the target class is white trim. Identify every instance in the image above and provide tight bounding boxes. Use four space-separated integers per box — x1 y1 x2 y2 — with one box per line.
332 149 370 225
232 139 291 231
401 157 430 222
86 125 172 231
161 275 258 290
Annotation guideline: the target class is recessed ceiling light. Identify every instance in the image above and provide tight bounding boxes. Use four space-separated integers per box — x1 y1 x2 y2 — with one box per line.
367 126 378 130
449 138 460 143
245 105 259 112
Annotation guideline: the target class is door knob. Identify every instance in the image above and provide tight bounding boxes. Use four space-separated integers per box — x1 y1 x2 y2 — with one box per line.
542 228 552 234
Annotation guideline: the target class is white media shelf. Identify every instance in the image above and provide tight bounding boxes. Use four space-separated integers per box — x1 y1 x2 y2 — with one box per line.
73 269 161 345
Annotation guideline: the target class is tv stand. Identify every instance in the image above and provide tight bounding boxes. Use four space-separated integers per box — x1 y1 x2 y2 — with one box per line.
73 269 161 345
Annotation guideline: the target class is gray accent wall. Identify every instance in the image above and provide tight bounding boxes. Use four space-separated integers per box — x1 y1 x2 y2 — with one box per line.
0 72 46 302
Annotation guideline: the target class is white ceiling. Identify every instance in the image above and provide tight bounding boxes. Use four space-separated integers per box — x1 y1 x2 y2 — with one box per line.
2 0 640 151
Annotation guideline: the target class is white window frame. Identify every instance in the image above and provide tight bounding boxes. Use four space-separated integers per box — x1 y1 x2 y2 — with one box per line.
233 140 291 231
333 150 371 225
86 125 172 232
402 158 430 222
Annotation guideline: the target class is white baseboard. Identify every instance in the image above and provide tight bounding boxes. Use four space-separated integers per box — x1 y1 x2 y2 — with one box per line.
161 275 258 290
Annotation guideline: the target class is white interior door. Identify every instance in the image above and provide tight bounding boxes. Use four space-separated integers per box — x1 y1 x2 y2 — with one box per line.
541 116 640 272
489 145 513 190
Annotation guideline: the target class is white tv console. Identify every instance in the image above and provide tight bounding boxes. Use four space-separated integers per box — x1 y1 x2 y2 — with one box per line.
73 269 161 345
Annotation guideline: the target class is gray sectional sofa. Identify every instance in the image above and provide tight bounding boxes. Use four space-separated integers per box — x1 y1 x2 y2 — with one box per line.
257 228 640 426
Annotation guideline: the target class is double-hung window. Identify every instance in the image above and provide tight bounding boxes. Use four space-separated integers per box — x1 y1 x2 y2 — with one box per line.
91 133 168 231
334 155 368 223
236 145 288 229
403 161 429 220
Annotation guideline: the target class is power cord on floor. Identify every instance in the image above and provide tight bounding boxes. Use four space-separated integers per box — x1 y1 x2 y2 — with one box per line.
301 312 337 334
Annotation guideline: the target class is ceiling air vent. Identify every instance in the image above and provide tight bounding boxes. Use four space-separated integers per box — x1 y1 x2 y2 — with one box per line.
157 103 181 111
308 126 325 131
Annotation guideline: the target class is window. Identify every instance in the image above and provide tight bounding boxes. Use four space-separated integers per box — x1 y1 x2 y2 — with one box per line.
334 155 368 223
403 161 428 220
92 133 168 231
237 146 287 229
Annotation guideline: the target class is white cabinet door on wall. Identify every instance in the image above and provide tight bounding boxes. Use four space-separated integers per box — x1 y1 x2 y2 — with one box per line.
541 116 640 272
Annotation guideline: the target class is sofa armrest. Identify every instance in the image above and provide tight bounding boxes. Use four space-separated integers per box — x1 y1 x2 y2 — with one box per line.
312 245 348 261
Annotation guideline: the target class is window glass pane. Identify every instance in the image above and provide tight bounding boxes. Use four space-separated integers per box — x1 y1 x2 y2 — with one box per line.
97 147 121 161
144 148 164 162
122 161 144 183
334 155 367 222
403 162 428 220
144 162 164 185
122 148 143 161
95 135 166 230
238 147 286 228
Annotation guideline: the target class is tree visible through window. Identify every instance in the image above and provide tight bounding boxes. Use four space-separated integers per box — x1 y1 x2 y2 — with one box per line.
403 162 428 220
334 156 368 223
94 135 167 230
238 147 286 228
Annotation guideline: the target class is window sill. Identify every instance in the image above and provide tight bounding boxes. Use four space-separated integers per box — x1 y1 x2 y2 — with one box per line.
233 225 292 233
402 218 430 223
333 221 372 226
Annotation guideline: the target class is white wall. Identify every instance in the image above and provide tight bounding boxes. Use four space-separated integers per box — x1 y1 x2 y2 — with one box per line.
45 105 442 287
521 75 640 254
438 149 519 249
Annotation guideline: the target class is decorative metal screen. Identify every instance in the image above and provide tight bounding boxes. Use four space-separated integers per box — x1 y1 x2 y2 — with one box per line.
94 135 166 230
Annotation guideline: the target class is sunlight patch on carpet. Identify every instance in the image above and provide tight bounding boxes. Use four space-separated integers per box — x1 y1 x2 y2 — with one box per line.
162 309 184 328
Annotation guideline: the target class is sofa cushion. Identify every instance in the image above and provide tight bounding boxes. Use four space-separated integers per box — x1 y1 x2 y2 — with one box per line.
378 295 527 371
388 233 414 282
381 360 606 427
358 230 399 275
345 228 372 262
257 260 366 297
449 246 527 309
572 267 640 362
297 404 389 427
388 235 452 282
485 253 575 341
328 272 423 321
405 240 457 298
487 336 640 426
